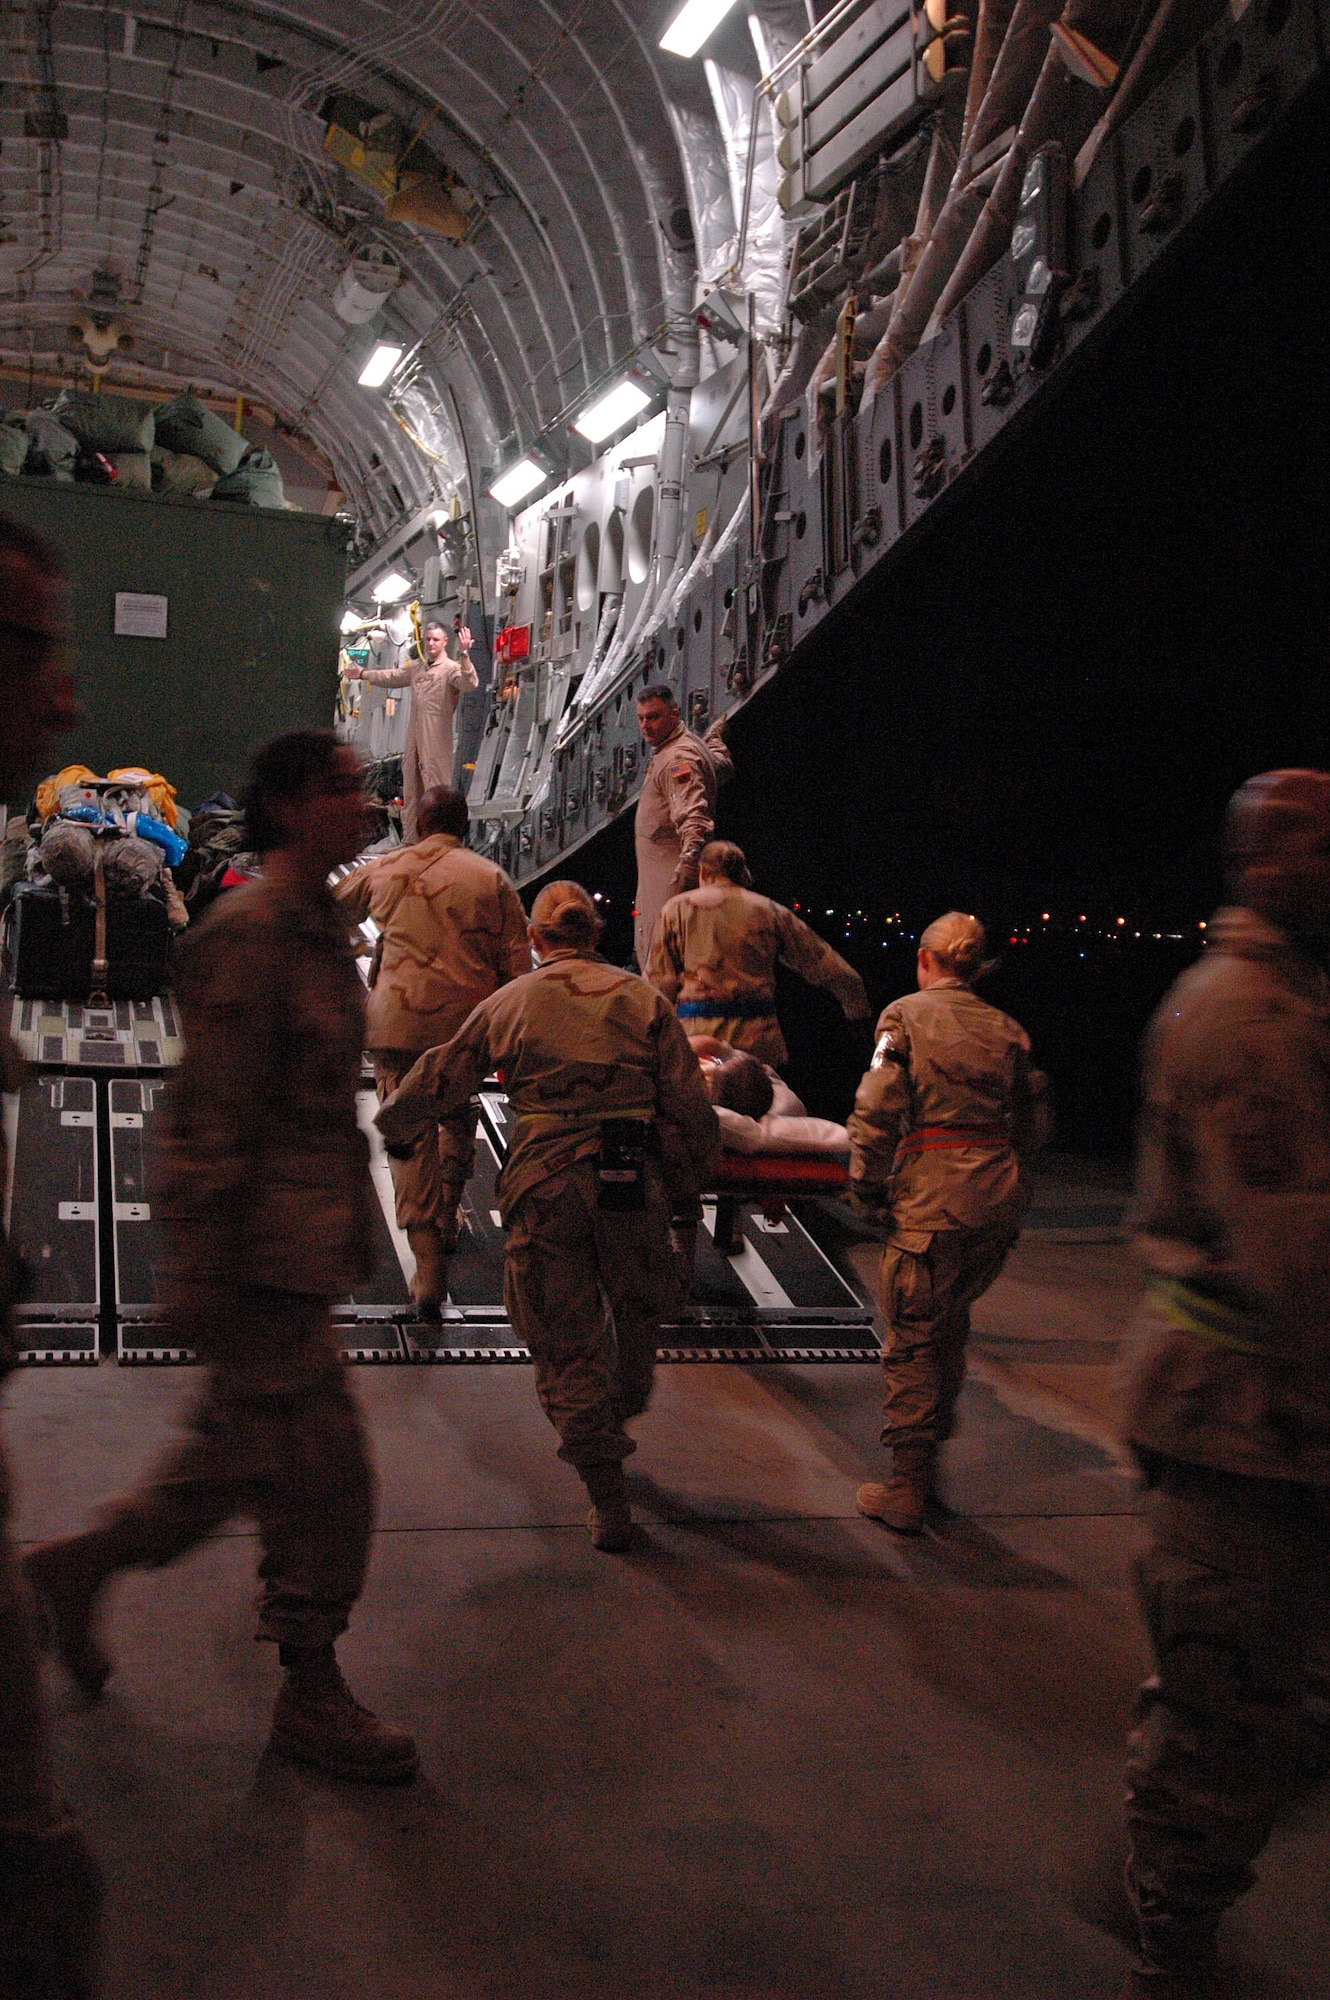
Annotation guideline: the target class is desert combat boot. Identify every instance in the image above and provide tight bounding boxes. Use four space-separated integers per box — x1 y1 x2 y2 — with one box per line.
582 1461 633 1552
269 1644 419 1783
856 1443 938 1535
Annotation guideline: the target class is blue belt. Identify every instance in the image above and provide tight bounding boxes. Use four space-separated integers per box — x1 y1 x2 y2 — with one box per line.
677 995 775 1020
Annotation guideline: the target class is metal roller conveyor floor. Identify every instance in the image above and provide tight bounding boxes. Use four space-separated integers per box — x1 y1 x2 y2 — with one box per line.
2 999 878 1367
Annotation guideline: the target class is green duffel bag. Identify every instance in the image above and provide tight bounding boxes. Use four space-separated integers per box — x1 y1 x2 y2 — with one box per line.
108 450 152 491
153 393 248 476
0 419 27 476
151 446 217 497
211 447 286 509
24 410 79 479
55 390 155 454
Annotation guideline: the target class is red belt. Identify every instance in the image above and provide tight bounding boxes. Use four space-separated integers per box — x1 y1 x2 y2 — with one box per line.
895 1123 1008 1157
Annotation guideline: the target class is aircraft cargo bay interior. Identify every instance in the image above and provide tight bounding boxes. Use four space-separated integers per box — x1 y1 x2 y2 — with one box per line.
1 4 1328 1998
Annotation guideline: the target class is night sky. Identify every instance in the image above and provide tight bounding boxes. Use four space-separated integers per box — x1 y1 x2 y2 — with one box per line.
573 77 1330 1149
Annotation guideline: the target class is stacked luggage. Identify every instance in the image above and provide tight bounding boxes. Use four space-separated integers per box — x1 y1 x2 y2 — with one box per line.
6 768 187 1001
0 390 286 508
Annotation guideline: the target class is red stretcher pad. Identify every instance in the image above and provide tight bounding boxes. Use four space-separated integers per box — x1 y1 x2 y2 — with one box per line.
709 1151 849 1196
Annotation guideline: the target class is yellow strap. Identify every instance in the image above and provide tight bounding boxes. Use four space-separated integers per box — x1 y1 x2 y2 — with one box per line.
1147 1275 1286 1360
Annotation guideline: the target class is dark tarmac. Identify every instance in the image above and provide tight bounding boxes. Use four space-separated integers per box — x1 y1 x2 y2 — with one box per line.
7 1165 1328 1999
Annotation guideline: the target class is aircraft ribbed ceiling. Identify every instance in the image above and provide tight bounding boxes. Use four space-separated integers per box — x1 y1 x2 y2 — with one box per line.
0 1 792 554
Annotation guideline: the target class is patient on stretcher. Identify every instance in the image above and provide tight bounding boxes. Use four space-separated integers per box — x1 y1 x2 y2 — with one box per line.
688 1037 850 1157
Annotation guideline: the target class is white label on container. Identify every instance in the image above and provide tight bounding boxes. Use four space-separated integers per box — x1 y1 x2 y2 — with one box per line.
114 592 168 638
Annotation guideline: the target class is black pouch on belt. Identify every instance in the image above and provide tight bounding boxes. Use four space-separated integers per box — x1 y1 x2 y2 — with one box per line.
597 1119 648 1211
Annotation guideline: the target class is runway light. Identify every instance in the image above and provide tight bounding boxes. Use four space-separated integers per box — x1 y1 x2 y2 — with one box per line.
357 342 404 387
1117 917 1126 926
489 455 549 509
574 376 653 443
1041 911 1050 921
659 0 743 57
371 570 412 603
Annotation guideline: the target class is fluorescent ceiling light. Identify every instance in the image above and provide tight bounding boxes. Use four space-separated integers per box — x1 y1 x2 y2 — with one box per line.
357 342 403 387
340 608 370 634
489 456 549 508
659 0 742 58
573 377 653 443
371 570 412 602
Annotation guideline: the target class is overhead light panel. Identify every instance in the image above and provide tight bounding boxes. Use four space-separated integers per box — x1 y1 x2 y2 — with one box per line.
573 376 653 443
340 608 371 634
371 570 413 602
659 0 742 58
488 455 550 509
357 342 404 387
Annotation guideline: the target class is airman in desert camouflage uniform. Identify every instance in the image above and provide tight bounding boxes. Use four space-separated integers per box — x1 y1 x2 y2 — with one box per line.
1116 770 1330 2000
848 911 1049 1534
336 784 529 1314
378 880 718 1550
646 838 870 1067
633 684 731 967
24 730 418 1788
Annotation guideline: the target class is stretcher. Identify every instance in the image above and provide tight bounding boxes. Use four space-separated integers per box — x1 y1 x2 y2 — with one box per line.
707 1148 849 1256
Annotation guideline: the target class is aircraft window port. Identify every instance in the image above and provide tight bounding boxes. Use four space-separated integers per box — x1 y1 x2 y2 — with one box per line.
676 627 686 651
1091 211 1113 249
1172 115 1196 155
909 402 924 450
795 432 806 459
724 587 735 610
880 437 894 481
976 343 992 377
795 511 807 540
1132 163 1153 204
942 384 957 416
1216 37 1244 83
694 608 704 633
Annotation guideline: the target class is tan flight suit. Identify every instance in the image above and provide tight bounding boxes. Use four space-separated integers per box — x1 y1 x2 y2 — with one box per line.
73 881 380 1650
378 951 718 1468
848 981 1048 1451
2 1029 100 1995
1118 907 1330 1974
335 834 529 1252
633 721 730 967
361 651 480 842
646 880 870 1067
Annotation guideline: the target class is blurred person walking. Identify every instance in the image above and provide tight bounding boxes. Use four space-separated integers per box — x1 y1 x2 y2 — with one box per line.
24 730 418 1786
1117 769 1330 1999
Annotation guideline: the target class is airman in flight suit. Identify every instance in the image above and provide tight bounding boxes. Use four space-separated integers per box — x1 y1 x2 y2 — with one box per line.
848 911 1049 1533
1116 770 1330 2000
335 785 529 1314
343 618 479 842
633 684 731 967
646 838 871 1067
378 881 718 1551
